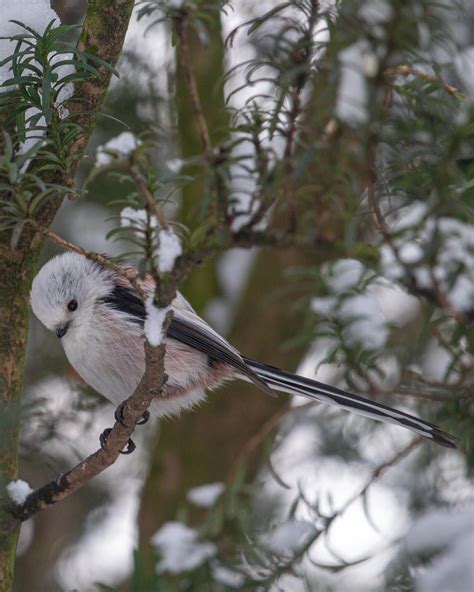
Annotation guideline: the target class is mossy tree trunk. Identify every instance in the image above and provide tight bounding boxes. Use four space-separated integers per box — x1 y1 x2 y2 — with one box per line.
175 0 230 312
0 246 39 592
0 3 134 590
137 0 233 563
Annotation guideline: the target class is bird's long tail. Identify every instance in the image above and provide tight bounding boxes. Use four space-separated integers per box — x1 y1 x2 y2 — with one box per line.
243 358 457 448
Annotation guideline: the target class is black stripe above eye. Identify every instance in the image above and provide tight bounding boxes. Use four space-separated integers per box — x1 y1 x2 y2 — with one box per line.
101 284 145 324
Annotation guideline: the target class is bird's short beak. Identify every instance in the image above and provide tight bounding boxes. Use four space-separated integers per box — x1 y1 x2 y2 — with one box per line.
56 323 70 339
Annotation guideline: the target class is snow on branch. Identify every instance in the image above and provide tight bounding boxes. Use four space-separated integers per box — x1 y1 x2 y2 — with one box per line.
187 482 225 508
6 480 33 505
144 297 170 347
96 132 142 167
156 228 182 273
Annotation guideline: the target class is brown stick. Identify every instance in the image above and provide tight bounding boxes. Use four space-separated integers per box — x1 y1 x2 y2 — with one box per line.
429 270 468 326
334 437 422 520
129 164 169 229
10 342 167 522
391 65 464 99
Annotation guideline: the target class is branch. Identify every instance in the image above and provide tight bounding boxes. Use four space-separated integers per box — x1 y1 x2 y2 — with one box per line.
394 386 470 402
429 270 469 326
332 437 422 521
40 219 324 304
10 341 166 522
365 155 402 259
389 65 464 100
129 163 169 230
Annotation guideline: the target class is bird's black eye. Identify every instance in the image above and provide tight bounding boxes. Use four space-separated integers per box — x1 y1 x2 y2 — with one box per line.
67 299 78 312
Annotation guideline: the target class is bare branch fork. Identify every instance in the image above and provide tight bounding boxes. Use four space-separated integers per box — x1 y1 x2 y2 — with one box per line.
303 437 423 572
332 436 422 521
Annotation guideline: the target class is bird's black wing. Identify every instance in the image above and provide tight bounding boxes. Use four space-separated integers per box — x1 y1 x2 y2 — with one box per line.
101 284 276 397
168 312 277 397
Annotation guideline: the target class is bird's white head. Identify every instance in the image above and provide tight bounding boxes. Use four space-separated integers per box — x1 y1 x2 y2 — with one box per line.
30 252 116 339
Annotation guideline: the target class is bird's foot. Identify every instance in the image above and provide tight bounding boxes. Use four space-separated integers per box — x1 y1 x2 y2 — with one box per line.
114 400 150 426
99 427 136 455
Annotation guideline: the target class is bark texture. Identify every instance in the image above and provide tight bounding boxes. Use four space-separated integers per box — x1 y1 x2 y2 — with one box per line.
175 0 230 312
136 25 346 561
0 3 134 590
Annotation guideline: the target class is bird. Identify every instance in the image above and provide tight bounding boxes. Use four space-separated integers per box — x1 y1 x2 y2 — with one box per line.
30 251 457 449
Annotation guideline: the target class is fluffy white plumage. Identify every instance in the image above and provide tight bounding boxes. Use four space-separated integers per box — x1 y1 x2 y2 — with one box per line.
31 253 115 332
30 253 211 418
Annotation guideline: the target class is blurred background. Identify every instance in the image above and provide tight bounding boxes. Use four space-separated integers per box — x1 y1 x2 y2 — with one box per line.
12 1 474 591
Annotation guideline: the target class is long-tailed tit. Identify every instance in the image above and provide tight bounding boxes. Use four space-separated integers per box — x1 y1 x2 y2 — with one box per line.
30 252 456 448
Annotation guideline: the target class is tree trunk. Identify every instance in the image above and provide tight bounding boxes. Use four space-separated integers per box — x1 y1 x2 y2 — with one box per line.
136 28 345 563
174 0 230 312
0 246 40 592
0 3 134 589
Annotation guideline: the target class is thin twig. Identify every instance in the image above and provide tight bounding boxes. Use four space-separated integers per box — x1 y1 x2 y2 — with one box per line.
40 227 146 301
284 85 303 162
11 341 167 522
129 163 169 229
281 84 304 232
429 270 468 326
390 65 464 100
334 437 422 519
366 156 401 259
431 324 472 383
393 386 455 402
227 402 316 483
